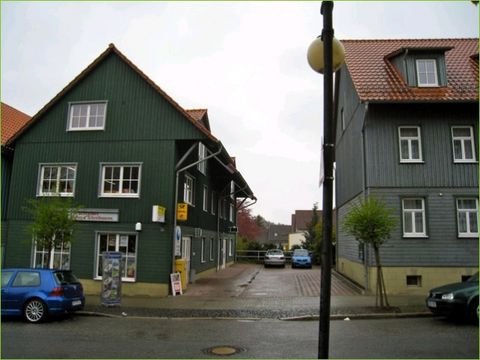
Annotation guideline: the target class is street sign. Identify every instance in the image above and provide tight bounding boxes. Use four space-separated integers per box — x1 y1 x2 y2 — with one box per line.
177 203 188 221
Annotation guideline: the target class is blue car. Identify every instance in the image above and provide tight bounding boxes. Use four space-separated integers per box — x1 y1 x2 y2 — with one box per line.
1 268 85 323
291 249 312 269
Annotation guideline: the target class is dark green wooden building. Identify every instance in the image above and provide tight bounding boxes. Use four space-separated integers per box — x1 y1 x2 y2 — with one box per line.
3 44 255 296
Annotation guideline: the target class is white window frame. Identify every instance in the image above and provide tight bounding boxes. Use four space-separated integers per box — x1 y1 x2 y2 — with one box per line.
456 198 479 238
32 239 71 270
209 238 214 261
67 101 107 131
416 59 438 87
229 203 234 222
398 126 423 163
451 126 476 163
211 191 216 215
201 237 206 263
197 143 207 175
95 233 138 282
203 185 208 212
100 163 141 198
402 198 427 238
38 163 77 197
184 174 195 205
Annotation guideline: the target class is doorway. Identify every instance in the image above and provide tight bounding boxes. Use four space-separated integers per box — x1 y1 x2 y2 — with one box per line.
181 236 191 283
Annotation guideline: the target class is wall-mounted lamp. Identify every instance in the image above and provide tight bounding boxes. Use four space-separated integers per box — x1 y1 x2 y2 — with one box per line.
135 222 142 232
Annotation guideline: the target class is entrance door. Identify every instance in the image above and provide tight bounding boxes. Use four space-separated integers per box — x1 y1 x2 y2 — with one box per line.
181 237 191 283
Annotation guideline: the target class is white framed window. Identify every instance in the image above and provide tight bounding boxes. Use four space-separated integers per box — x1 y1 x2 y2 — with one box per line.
457 198 478 238
211 191 216 215
209 238 214 261
38 164 77 197
402 198 427 238
416 59 438 87
32 241 71 270
100 164 141 198
68 102 107 131
95 233 137 281
451 126 476 163
229 203 234 222
197 143 207 175
398 126 423 163
203 185 208 212
184 174 195 205
201 237 206 263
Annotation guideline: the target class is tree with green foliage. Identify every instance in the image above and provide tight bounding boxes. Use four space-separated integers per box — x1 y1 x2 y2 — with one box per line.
342 196 396 308
24 197 79 269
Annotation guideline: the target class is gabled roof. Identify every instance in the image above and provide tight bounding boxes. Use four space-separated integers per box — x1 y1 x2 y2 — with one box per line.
7 43 218 146
341 38 479 102
186 109 211 132
1 102 31 146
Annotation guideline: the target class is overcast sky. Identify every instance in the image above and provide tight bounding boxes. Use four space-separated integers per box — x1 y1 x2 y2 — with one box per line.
2 1 478 224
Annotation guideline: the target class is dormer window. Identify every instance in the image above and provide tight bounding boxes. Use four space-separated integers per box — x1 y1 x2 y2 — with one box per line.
415 59 438 87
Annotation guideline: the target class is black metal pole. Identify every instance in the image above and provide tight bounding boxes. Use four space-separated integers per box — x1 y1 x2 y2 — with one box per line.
318 1 334 359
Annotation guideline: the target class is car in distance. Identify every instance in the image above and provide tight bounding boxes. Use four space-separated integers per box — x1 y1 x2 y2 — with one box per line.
1 268 85 323
264 249 285 268
291 249 312 269
426 272 478 322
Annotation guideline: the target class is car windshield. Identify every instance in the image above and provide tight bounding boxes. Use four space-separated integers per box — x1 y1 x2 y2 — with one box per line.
54 271 80 285
267 250 283 255
294 249 309 256
467 272 479 283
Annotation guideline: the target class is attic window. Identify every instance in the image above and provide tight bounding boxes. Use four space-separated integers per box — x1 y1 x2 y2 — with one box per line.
68 102 107 131
415 59 438 87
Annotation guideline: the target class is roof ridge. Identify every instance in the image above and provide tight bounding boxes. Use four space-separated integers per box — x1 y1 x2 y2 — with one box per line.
341 38 478 42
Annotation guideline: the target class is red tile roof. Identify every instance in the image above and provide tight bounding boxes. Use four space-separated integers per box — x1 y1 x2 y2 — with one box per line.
1 102 31 146
341 38 479 102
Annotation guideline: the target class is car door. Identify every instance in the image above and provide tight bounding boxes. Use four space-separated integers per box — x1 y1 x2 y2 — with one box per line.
1 270 17 313
5 271 42 314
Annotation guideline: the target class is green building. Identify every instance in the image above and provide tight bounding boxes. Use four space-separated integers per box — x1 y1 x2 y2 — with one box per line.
3 44 255 297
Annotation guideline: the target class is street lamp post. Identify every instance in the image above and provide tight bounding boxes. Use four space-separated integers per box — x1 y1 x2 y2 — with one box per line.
307 1 344 359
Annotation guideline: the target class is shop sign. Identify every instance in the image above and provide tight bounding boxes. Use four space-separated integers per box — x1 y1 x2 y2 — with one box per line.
152 205 166 223
73 209 119 222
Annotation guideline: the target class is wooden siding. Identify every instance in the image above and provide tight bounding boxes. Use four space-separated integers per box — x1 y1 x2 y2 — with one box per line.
336 188 479 267
335 68 367 207
364 103 478 189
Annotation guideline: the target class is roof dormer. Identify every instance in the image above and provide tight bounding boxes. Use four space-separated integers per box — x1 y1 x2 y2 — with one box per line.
386 47 452 88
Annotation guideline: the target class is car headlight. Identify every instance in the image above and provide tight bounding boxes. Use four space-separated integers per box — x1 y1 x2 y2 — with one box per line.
441 293 454 301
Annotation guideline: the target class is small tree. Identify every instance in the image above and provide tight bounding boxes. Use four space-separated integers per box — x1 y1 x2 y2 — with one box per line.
24 197 78 269
343 197 396 308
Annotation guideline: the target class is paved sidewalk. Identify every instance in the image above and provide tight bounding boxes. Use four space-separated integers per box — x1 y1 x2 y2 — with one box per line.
81 263 431 320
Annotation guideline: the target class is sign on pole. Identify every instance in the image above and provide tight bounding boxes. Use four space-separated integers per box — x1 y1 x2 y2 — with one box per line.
101 251 122 306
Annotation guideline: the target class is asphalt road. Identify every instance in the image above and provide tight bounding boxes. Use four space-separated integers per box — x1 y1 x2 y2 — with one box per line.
2 315 478 358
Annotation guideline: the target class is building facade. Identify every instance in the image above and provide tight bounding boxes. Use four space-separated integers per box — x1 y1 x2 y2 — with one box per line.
3 44 255 297
334 39 478 295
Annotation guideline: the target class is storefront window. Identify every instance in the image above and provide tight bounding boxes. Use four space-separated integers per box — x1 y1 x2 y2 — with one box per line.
96 233 137 281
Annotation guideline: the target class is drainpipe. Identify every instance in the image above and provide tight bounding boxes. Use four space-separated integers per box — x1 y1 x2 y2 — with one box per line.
172 143 223 273
362 101 370 294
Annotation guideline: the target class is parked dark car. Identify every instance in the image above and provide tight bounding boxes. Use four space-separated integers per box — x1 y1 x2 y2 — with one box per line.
264 249 285 268
426 272 478 322
1 268 85 323
291 249 312 269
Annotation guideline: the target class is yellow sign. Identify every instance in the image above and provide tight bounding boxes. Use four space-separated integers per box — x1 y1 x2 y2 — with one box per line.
177 203 188 221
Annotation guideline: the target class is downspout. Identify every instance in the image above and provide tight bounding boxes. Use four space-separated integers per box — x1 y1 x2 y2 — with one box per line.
362 101 370 294
172 143 223 273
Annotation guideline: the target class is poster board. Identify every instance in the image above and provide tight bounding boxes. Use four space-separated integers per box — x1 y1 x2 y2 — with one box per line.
170 272 183 296
101 251 122 306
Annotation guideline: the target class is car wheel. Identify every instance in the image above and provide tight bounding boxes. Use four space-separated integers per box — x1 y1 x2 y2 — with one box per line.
24 298 47 323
